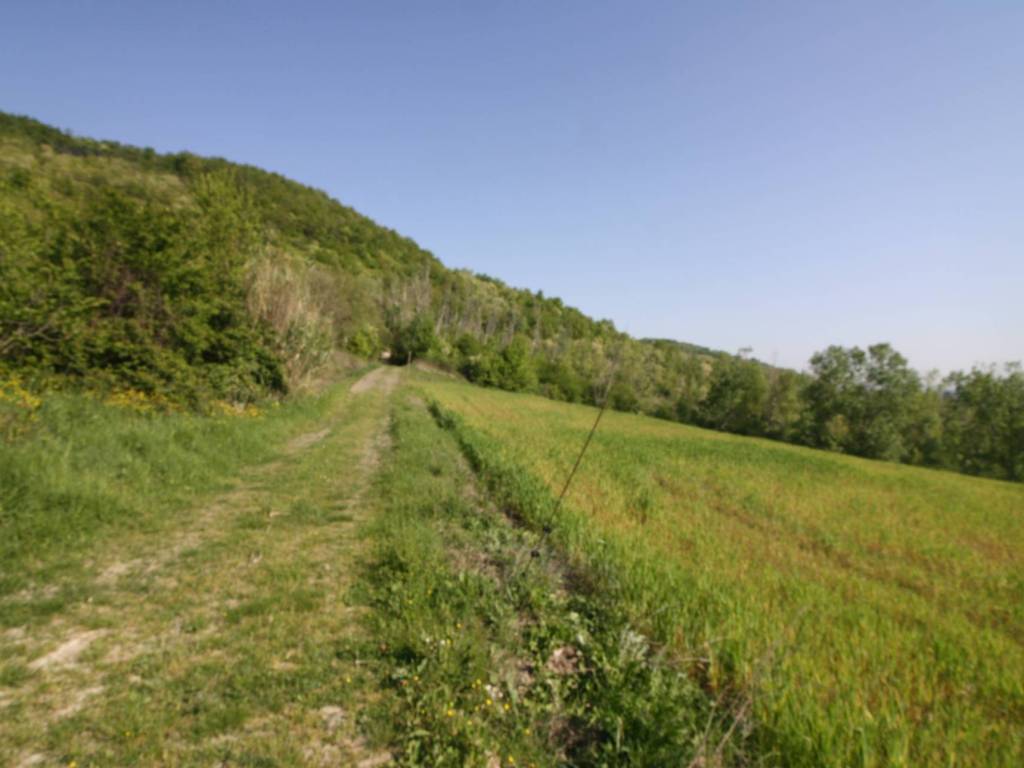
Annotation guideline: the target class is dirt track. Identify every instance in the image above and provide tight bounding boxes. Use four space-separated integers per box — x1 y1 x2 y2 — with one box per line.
3 374 400 767
350 366 401 395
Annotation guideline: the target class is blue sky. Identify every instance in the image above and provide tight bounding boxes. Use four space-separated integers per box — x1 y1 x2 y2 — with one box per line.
3 1 1021 372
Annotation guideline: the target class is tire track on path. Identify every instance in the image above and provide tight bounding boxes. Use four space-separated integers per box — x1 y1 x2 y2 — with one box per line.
3 369 403 767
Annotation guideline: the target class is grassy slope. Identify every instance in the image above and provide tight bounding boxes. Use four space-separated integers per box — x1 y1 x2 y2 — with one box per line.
423 377 1024 767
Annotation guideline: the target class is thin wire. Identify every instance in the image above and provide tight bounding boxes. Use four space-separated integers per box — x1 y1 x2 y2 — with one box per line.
552 348 621 519
553 398 608 516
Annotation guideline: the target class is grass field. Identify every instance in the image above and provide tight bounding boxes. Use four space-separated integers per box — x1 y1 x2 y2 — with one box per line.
422 376 1024 767
357 395 743 766
2 368 735 766
3 367 1021 766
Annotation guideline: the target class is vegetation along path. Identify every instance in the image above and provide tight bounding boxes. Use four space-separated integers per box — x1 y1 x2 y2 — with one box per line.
2 367 400 766
2 366 748 767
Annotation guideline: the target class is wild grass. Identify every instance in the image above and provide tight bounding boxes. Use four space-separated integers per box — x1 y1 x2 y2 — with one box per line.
6 363 1019 765
422 377 1024 767
0 370 365 602
358 396 739 766
245 252 341 388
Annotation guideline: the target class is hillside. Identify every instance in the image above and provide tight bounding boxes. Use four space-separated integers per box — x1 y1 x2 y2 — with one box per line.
1 112 1020 482
0 111 649 404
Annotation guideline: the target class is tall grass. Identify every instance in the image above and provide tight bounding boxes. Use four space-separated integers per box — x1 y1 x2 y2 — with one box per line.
245 252 339 387
423 377 1024 767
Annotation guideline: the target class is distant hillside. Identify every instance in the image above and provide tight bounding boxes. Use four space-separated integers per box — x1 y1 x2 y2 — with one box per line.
1 112 1020 480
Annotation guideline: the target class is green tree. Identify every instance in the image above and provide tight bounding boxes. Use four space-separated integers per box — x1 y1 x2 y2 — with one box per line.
943 364 1024 480
392 314 436 364
904 375 945 467
763 369 805 441
2 172 282 402
0 198 100 367
804 344 921 461
674 354 708 424
699 356 768 435
537 357 585 402
347 324 381 359
496 335 537 391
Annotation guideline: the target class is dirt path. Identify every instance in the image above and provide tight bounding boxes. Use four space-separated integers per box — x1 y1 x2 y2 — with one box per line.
2 374 402 767
350 365 400 395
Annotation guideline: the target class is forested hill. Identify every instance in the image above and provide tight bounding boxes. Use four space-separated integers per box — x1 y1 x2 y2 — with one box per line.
1 111 730 409
1 112 1021 481
0 111 648 399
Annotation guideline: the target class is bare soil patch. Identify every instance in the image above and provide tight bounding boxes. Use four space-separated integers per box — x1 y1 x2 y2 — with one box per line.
28 629 106 671
351 366 401 395
285 427 331 454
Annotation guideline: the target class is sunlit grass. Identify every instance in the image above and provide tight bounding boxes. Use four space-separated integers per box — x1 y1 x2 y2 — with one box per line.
423 377 1024 767
359 395 732 765
0 371 364 599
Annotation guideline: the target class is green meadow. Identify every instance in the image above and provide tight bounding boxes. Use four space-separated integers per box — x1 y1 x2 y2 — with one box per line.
0 370 741 766
423 376 1024 767
3 366 1021 766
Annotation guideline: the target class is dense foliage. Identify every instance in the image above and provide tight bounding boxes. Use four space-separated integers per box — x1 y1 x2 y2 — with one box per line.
1 112 1020 480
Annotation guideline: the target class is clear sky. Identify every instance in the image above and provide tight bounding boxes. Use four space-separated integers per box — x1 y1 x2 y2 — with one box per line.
3 1 1022 373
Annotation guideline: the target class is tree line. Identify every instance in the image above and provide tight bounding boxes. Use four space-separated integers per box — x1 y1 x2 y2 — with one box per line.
388 312 1023 482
